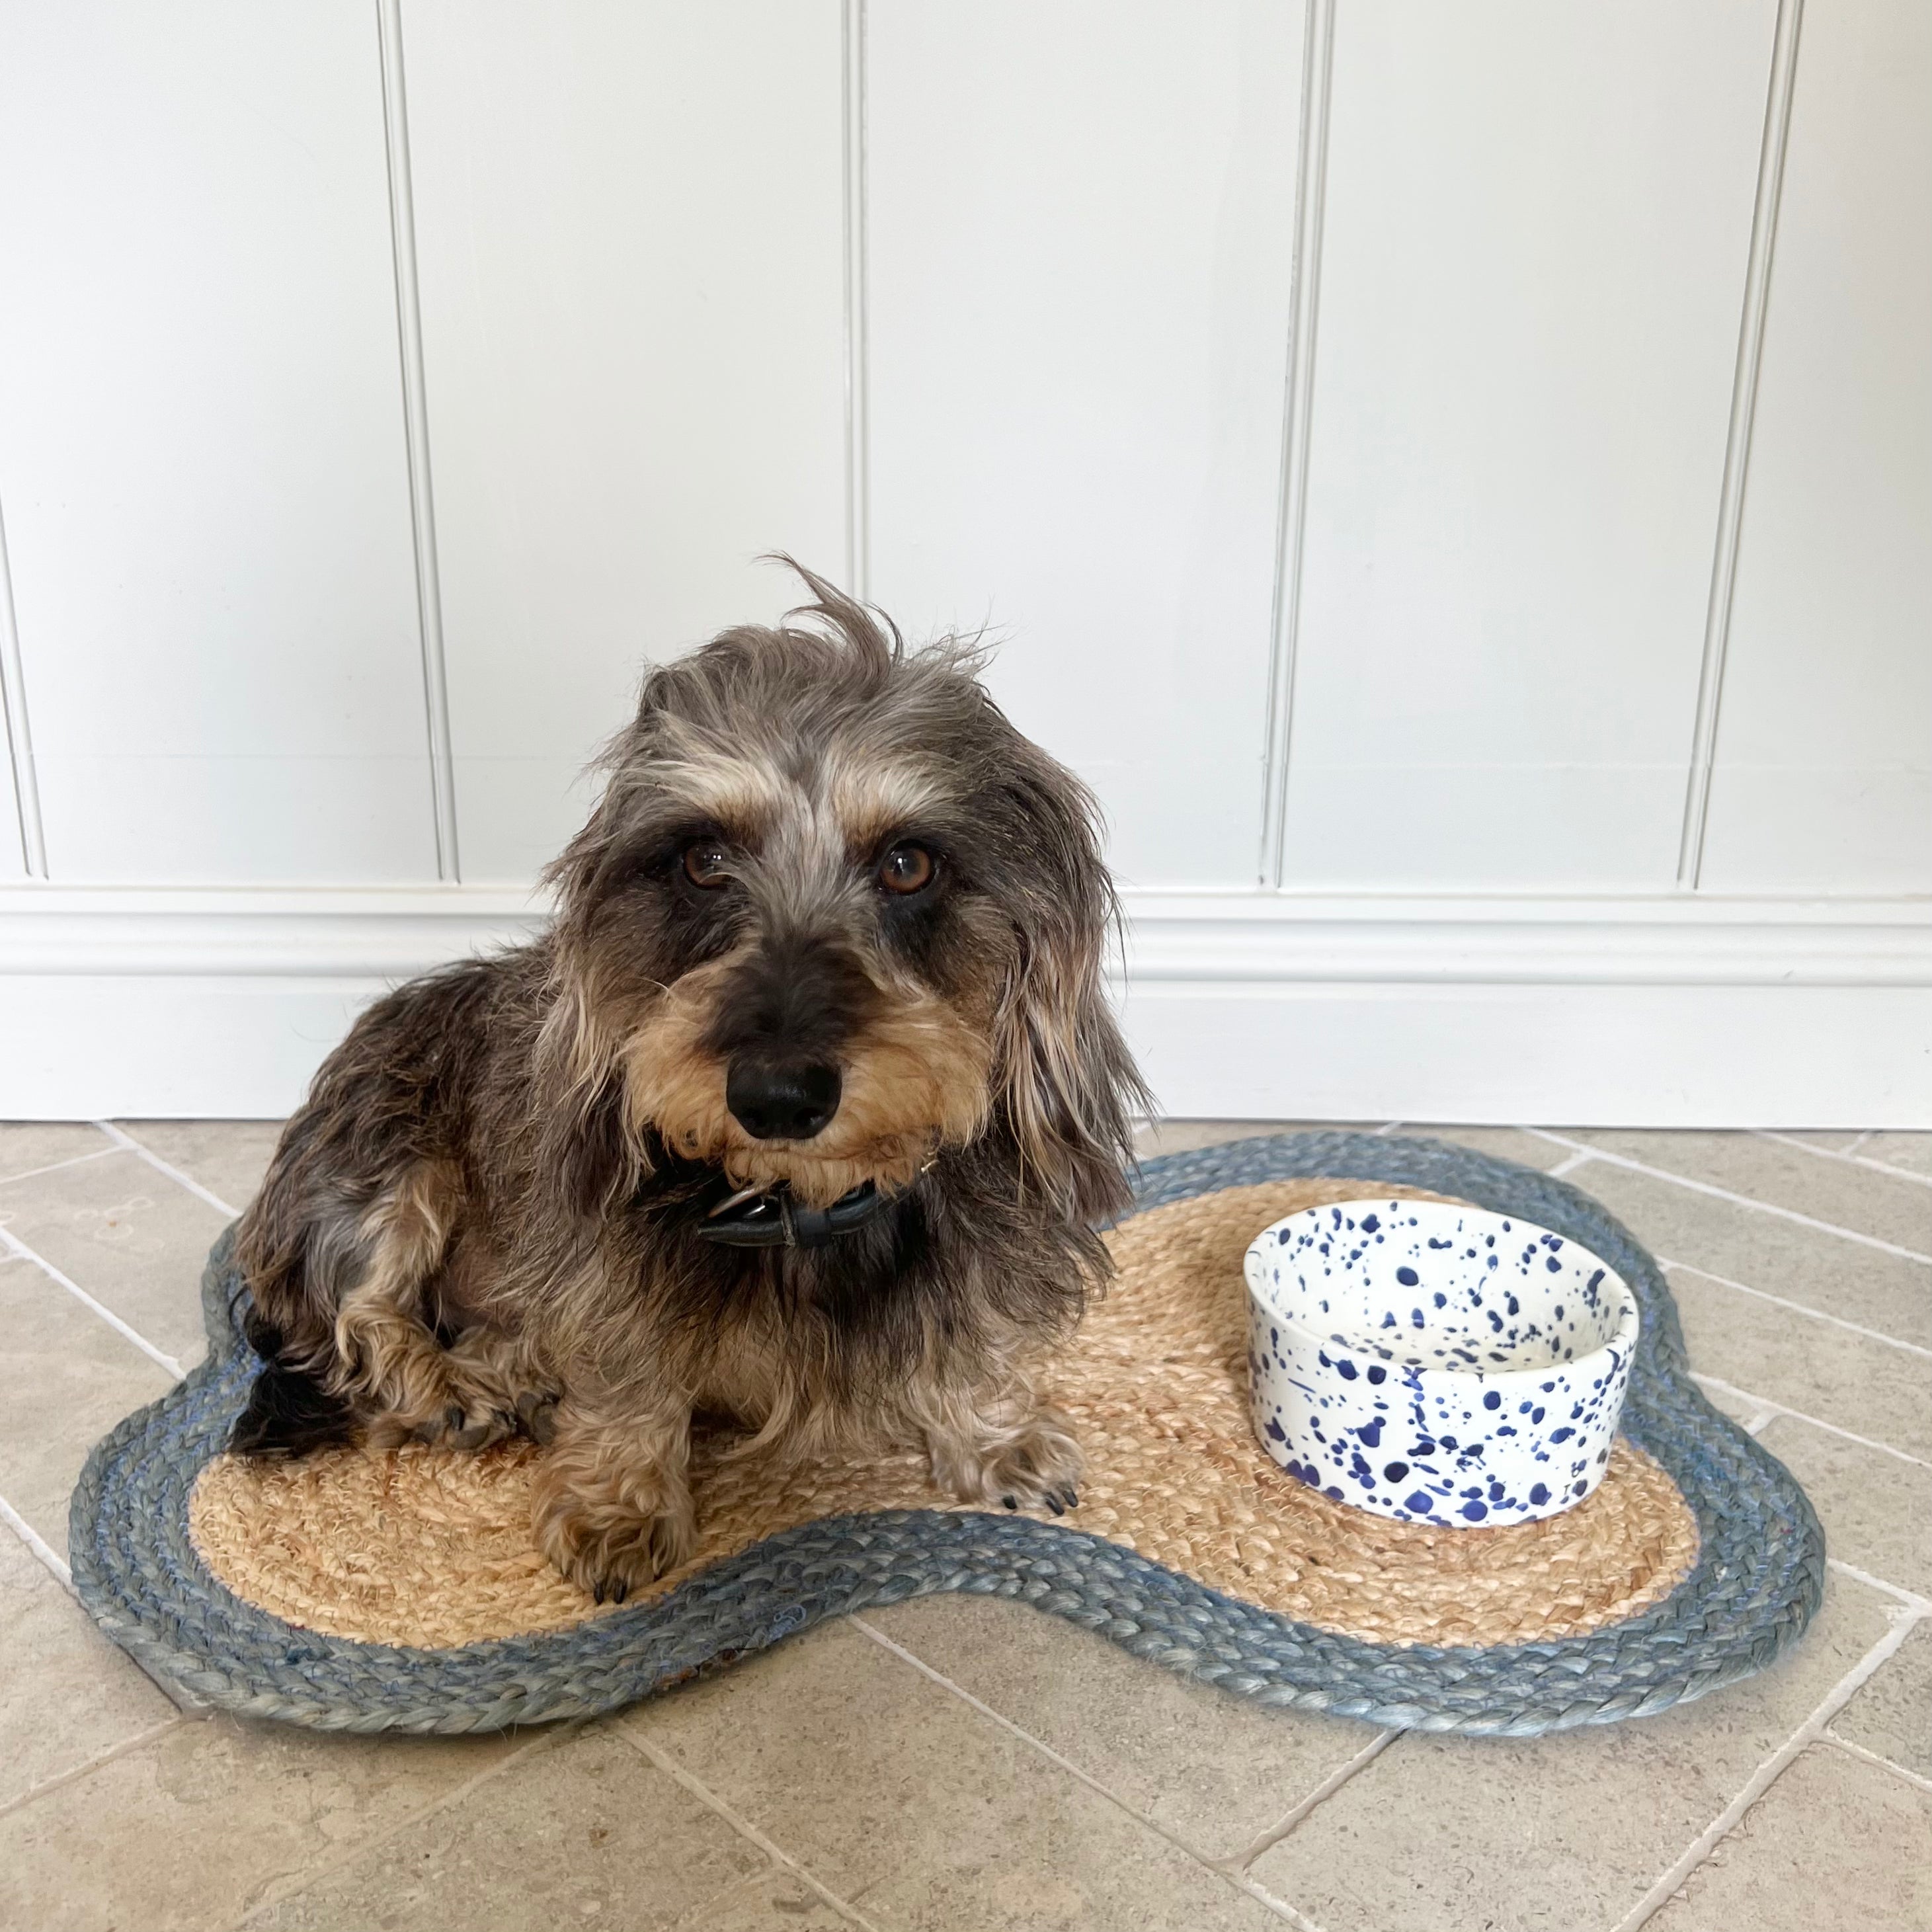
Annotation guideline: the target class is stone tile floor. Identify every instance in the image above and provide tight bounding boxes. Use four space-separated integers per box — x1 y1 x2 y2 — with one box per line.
0 1117 1925 1931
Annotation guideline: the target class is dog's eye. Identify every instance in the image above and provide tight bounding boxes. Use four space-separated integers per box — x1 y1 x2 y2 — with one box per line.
682 839 732 889
877 843 936 895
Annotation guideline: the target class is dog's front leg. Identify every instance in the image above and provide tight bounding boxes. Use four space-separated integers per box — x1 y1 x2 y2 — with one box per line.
530 1388 696 1603
912 1365 1083 1516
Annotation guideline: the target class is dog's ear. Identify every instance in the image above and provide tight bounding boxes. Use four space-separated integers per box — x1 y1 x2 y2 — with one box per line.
989 756 1150 1227
532 975 651 1220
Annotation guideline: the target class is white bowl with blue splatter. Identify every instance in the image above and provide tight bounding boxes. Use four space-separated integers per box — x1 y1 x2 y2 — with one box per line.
1244 1197 1640 1527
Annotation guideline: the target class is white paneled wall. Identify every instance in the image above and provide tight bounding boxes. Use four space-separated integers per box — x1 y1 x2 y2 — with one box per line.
401 0 850 881
0 0 1925 1123
866 0 1301 887
1699 0 1932 893
0 3 436 883
1280 0 1775 890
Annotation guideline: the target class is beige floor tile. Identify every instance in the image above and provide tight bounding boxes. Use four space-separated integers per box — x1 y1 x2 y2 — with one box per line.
115 1118 285 1217
1828 1617 1932 1779
0 1147 229 1369
861 1592 1377 1861
670 1870 852 1929
1856 1132 1932 1180
1755 1415 1932 1599
1406 1124 1586 1172
0 1123 115 1185
1569 1130 1932 1254
1134 1119 1379 1158
0 1258 177 1556
625 1621 1283 1931
1249 1573 1896 1932
1786 1131 1932 1180
1666 1265 1932 1461
0 1711 520 1932
1564 1160 1932 1350
253 1724 764 1932
0 1529 177 1810
1647 1743 1932 1932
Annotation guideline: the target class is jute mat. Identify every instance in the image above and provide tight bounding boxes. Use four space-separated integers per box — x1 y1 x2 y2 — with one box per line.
186 1179 1698 1652
71 1133 1826 1735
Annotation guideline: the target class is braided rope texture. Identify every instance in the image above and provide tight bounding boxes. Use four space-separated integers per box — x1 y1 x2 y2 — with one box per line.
68 1131 1824 1737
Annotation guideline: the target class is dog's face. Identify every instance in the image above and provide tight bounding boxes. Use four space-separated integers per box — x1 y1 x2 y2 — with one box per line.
540 566 1145 1220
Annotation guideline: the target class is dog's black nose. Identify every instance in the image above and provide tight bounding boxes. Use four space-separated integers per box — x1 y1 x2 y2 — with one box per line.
725 1059 841 1141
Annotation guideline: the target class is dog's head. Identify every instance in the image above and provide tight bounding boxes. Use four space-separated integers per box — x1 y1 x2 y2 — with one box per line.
539 561 1148 1223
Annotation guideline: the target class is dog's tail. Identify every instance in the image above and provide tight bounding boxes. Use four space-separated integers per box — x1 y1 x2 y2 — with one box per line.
229 1306 359 1459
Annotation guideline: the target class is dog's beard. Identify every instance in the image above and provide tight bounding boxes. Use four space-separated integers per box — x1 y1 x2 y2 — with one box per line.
620 973 994 1208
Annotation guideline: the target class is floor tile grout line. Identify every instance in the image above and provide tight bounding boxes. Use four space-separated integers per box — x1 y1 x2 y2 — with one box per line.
1520 1129 1932 1264
1659 1254 1932 1361
93 1119 243 1221
1611 1607 1926 1932
1825 1557 1932 1616
848 1616 1326 1930
0 1490 72 1591
1545 1148 1597 1178
0 1715 186 1823
1816 1730 1932 1797
0 1144 123 1190
1755 1127 1932 1189
0 1221 184 1380
1692 1370 1932 1470
225 1720 584 1931
1231 1725 1400 1869
618 1725 889 1932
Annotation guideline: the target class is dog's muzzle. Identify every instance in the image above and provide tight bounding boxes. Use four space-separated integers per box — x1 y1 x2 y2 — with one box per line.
696 1178 889 1249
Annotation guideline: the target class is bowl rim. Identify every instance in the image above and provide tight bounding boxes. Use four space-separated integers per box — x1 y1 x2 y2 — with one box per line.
1243 1194 1641 1384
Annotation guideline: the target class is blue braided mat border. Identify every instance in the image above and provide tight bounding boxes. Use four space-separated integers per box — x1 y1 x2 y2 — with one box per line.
69 1131 1824 1736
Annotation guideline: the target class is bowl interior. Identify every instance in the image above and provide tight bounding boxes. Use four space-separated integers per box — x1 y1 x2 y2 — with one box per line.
1246 1199 1632 1376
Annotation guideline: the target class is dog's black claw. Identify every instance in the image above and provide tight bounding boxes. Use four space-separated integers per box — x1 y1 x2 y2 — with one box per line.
1061 1487 1079 1509
1045 1493 1065 1515
1002 1494 1018 1510
443 1404 465 1436
592 1581 607 1605
608 1579 629 1605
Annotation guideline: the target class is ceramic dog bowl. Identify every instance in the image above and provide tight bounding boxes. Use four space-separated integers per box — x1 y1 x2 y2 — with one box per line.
1244 1197 1640 1526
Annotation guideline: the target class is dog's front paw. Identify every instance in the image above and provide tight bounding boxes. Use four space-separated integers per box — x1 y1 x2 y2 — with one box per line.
935 1406 1084 1517
532 1481 696 1605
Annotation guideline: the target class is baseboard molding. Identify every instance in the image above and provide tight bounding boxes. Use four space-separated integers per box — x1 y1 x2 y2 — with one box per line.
1 885 1925 1123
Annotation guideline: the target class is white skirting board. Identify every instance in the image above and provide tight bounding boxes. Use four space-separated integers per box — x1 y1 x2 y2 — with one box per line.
0 887 1926 1126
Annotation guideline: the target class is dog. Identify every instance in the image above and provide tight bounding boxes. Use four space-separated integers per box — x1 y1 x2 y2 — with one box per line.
231 563 1150 1601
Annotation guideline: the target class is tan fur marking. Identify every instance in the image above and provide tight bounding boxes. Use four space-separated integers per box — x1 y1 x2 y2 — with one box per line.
621 953 994 1207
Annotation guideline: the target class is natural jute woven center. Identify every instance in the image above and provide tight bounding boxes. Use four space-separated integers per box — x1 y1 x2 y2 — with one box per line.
189 1179 1699 1652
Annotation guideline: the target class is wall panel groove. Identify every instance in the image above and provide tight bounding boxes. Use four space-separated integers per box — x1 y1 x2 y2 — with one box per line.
1258 0 1335 888
1677 0 1806 889
0 497 46 877
378 0 461 882
842 0 871 602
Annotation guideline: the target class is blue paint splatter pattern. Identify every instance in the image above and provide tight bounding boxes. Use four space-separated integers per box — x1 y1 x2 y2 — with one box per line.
1244 1198 1639 1527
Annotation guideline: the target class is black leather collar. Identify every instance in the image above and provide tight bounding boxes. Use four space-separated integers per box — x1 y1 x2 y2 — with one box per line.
694 1178 891 1249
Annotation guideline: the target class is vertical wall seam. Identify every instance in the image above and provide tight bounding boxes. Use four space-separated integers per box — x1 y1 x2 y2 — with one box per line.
377 0 461 883
842 0 871 603
1258 0 1336 889
0 495 48 877
1677 0 1804 891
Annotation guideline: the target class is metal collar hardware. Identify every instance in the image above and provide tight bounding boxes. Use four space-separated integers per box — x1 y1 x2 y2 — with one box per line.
695 1178 890 1249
